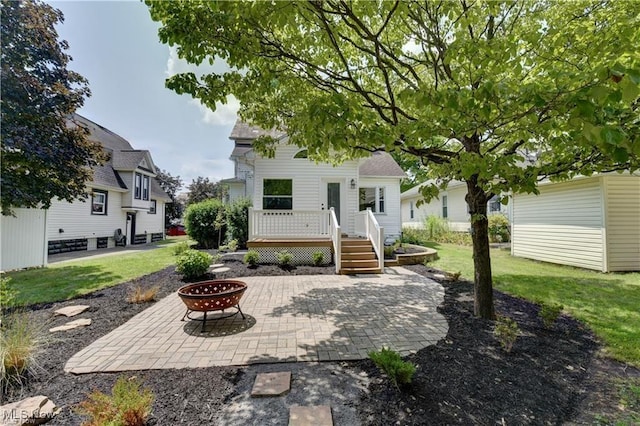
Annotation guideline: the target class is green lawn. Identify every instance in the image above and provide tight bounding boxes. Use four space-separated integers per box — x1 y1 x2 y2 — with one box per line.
421 242 640 366
5 239 185 306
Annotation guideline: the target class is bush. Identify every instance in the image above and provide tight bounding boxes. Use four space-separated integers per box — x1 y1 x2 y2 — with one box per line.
384 245 395 258
127 286 159 304
227 239 239 253
312 251 324 266
1 311 49 387
488 213 510 243
276 250 293 267
402 225 472 247
172 241 191 256
184 199 226 249
244 250 260 267
76 376 154 426
0 275 17 309
368 347 416 388
494 316 520 353
539 303 563 329
176 249 213 279
425 214 450 240
226 198 252 249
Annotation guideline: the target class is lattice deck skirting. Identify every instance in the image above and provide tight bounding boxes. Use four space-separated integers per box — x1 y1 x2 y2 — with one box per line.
251 245 333 265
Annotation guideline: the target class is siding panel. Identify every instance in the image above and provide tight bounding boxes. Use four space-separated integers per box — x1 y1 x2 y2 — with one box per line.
605 176 640 271
1 208 47 270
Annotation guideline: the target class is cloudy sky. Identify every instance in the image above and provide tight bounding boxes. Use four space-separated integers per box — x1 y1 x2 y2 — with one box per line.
50 0 238 191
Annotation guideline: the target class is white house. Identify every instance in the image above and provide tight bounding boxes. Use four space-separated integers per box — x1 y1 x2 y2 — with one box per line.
220 121 406 273
401 180 510 232
511 174 640 272
1 115 170 271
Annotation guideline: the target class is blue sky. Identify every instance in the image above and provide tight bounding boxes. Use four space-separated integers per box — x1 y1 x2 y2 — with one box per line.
49 0 238 191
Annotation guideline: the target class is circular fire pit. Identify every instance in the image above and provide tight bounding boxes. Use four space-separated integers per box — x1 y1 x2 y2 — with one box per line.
178 280 247 332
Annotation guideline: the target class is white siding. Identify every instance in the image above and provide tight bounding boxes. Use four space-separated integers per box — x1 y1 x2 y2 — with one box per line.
135 200 166 236
512 178 605 271
604 175 640 271
359 177 402 237
254 144 360 234
1 208 48 270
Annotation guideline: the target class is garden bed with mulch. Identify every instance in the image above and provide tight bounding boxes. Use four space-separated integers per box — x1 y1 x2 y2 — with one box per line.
2 255 637 424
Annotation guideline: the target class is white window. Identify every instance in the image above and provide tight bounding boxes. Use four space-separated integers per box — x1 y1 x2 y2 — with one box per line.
359 187 385 213
134 173 142 199
91 190 107 215
149 200 157 214
142 175 150 201
263 179 292 209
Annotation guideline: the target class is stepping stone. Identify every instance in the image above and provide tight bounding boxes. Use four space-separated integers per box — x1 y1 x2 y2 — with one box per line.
49 318 92 333
53 305 90 317
289 406 333 426
211 267 230 273
210 263 224 269
250 371 291 397
0 395 60 425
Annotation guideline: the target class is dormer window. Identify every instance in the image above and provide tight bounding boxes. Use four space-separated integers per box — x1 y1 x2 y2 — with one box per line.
293 149 308 159
142 175 150 200
135 173 142 199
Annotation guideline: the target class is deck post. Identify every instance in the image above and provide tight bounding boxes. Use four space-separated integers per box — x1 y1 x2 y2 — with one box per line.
248 207 254 240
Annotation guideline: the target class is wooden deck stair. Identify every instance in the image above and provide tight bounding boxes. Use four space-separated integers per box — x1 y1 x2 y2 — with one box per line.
340 238 381 274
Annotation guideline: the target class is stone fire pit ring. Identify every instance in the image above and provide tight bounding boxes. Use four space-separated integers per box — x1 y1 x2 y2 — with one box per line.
178 279 247 332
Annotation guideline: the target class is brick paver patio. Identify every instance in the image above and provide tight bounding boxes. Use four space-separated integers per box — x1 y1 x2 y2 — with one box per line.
65 267 448 374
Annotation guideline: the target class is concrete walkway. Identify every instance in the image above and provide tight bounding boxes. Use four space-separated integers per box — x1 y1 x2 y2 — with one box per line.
65 267 448 374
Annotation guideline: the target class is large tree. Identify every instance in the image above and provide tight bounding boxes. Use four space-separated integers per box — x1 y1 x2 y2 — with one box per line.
1 0 105 215
156 168 183 226
186 176 227 205
148 1 640 319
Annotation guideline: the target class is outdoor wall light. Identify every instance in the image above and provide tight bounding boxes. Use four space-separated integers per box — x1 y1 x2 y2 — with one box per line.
58 228 64 233
350 178 356 189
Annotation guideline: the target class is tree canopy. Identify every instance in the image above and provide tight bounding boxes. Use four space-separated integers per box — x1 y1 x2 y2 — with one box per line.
1 0 105 215
148 0 640 318
156 168 183 225
186 176 227 205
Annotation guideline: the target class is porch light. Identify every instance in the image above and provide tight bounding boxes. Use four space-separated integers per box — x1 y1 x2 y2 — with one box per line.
350 178 356 189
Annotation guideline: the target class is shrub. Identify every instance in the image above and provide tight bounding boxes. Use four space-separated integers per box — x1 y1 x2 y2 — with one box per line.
176 250 213 279
184 199 226 249
402 224 473 247
172 241 191 256
244 250 260 267
368 347 416 388
312 251 324 266
384 245 395 258
1 311 49 386
539 303 563 329
494 316 520 353
276 250 293 267
226 198 252 249
488 213 510 243
227 239 239 253
425 214 450 240
0 275 17 309
76 376 154 426
127 286 159 304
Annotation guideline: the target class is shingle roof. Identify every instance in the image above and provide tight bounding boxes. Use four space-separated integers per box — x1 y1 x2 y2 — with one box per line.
230 145 253 157
72 114 133 151
229 120 286 141
359 151 406 178
111 150 148 171
151 178 171 202
91 162 128 190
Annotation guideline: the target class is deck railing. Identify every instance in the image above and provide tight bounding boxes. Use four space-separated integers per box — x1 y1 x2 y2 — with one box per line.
329 207 341 274
355 209 385 271
248 208 331 239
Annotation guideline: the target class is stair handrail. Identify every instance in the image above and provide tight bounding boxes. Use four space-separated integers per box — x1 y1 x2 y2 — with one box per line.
329 207 341 274
365 208 384 271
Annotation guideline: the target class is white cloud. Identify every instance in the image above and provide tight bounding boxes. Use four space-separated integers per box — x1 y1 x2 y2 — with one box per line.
165 45 230 77
190 96 240 126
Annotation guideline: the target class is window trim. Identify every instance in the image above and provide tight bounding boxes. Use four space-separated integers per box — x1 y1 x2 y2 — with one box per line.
148 199 157 214
134 173 142 199
358 186 386 214
91 190 108 215
263 178 293 210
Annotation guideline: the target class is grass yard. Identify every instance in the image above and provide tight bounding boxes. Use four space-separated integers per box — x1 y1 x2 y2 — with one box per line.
420 241 640 366
5 238 186 306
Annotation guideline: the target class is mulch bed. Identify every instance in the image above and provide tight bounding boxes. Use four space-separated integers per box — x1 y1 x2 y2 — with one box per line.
2 256 637 424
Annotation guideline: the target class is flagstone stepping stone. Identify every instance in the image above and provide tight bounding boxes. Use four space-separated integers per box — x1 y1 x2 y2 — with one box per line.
49 318 92 333
250 371 291 397
210 263 224 269
0 395 60 425
289 405 333 426
211 267 230 273
53 305 90 317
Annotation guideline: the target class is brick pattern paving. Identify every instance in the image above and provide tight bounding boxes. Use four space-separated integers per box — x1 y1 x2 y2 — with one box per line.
65 267 448 374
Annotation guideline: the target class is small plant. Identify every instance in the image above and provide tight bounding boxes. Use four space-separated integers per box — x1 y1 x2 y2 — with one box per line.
218 244 228 253
127 286 159 304
171 241 191 256
383 245 395 258
494 316 520 353
0 275 17 309
276 250 294 268
175 249 213 279
312 251 324 266
539 302 563 329
76 376 154 426
445 271 461 281
227 239 239 252
368 347 416 389
1 311 49 387
244 250 260 267
488 213 510 243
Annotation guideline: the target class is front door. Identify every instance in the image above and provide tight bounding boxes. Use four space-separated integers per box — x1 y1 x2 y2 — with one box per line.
127 212 136 245
327 182 341 224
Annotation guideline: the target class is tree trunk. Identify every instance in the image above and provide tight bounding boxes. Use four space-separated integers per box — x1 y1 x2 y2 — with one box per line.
466 177 495 320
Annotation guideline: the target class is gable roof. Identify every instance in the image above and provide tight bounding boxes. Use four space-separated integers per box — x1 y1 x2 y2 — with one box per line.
359 151 406 178
229 120 286 141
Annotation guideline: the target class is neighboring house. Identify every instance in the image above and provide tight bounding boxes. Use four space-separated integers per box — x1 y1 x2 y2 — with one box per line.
511 174 640 272
1 114 170 271
220 121 406 274
401 180 510 232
